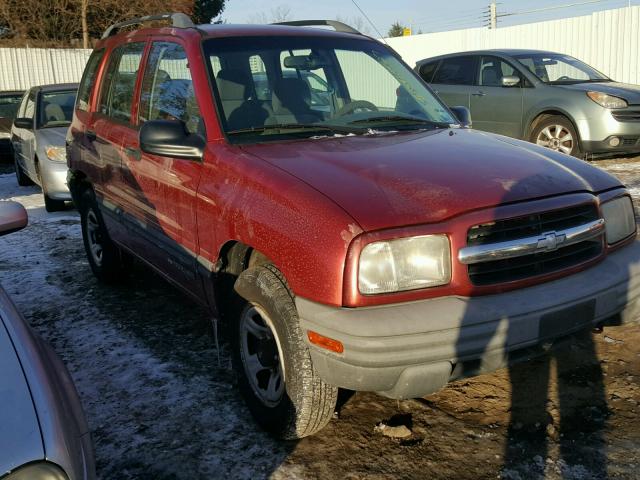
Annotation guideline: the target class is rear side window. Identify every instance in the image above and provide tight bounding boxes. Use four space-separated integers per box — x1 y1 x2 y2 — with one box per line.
138 42 203 135
99 42 145 123
432 56 477 85
419 61 439 83
76 49 105 112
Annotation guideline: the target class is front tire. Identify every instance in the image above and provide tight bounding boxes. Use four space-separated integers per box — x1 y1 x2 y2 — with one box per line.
530 115 581 157
79 188 128 282
233 264 338 439
14 154 33 186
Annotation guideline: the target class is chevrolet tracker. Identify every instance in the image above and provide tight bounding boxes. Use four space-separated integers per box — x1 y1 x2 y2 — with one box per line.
67 14 640 439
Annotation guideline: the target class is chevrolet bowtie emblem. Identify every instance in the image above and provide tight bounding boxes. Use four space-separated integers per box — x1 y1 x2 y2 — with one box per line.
537 232 567 252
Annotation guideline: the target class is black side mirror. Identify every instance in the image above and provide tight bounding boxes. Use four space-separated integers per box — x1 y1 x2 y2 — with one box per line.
13 117 33 129
139 120 205 161
449 106 472 128
0 201 28 237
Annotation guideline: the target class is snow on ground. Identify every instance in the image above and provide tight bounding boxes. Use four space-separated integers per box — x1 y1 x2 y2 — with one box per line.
1 156 640 479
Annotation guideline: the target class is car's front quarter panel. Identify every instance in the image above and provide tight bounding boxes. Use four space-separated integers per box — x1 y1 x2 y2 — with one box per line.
197 142 364 307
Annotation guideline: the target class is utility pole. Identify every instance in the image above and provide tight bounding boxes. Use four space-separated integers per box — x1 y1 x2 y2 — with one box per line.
490 1 498 29
81 0 89 49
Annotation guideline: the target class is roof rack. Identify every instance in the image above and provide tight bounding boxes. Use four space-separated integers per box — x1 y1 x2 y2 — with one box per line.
273 20 361 35
102 12 194 39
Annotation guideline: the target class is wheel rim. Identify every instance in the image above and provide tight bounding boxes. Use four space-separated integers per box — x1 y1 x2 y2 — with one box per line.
85 209 104 267
536 125 574 154
240 306 285 407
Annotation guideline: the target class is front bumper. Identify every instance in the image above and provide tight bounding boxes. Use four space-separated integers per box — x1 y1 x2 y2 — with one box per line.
297 240 640 399
576 108 640 155
39 160 71 200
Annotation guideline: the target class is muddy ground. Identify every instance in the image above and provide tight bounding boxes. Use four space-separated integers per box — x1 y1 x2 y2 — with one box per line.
0 155 639 480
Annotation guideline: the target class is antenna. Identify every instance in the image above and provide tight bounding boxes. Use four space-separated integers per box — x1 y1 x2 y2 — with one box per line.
350 0 387 42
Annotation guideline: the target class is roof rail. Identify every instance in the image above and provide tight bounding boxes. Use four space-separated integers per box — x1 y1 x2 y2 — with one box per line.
273 20 361 35
101 12 194 39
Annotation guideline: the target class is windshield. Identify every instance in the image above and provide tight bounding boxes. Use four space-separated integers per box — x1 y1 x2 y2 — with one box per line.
514 53 609 85
38 90 76 128
0 94 22 120
203 36 456 142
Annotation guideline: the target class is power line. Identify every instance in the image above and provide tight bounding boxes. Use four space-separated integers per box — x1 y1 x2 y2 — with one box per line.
499 0 625 18
350 0 387 41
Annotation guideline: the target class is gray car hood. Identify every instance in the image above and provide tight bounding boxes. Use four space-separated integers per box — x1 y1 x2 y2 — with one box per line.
35 126 68 147
560 82 640 105
0 311 43 475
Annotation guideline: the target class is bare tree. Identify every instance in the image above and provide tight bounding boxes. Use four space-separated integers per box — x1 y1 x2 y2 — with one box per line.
247 4 292 24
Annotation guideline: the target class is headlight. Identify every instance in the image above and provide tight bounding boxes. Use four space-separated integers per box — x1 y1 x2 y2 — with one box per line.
358 235 451 294
601 196 636 244
45 146 66 162
587 91 628 109
4 462 68 479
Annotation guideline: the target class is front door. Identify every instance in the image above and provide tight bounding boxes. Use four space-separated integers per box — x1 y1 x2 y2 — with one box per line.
429 55 477 109
470 56 524 138
129 39 205 297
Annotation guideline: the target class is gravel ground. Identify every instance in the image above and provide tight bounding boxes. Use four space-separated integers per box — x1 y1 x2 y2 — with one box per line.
0 156 639 480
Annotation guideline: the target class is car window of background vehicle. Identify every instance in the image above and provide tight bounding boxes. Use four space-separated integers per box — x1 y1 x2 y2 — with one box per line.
39 91 76 128
432 56 477 85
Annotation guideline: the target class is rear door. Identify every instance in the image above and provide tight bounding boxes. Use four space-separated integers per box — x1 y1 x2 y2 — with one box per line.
428 56 477 108
470 56 524 138
91 41 147 244
132 39 205 296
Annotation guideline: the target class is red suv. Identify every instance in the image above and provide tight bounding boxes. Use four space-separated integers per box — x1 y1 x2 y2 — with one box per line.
67 13 640 439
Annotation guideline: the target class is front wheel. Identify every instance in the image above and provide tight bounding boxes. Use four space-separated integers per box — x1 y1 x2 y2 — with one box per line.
233 264 338 439
530 115 581 157
80 189 128 282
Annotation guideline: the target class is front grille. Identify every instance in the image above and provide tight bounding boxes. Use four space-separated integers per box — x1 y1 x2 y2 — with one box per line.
612 109 640 122
466 203 603 286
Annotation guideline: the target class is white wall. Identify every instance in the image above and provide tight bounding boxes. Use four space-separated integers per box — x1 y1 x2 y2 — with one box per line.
386 5 640 85
0 48 92 90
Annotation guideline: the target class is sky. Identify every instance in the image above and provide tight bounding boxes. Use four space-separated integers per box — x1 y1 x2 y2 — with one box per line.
219 0 636 36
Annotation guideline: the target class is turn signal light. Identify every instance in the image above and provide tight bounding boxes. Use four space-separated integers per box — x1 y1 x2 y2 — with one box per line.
307 330 344 354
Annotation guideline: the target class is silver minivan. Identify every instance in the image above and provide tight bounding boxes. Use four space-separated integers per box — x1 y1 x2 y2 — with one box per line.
415 50 640 158
12 83 78 211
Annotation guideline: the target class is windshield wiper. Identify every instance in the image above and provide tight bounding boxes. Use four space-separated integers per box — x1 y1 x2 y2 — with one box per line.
349 115 451 129
227 123 364 136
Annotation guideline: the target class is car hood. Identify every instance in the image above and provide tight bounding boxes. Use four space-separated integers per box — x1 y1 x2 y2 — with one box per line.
559 81 640 105
241 128 622 232
35 126 68 147
0 314 43 475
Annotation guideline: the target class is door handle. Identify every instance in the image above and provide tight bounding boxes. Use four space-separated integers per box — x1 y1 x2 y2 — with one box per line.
472 91 487 97
86 130 97 141
124 146 141 161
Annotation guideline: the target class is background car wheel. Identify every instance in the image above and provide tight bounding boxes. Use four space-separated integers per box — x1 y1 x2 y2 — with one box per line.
14 154 33 186
44 193 66 212
233 264 338 439
80 188 128 282
530 115 581 157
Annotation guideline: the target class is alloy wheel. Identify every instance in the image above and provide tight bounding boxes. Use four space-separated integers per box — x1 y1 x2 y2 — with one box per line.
85 209 104 267
240 305 285 407
536 124 574 154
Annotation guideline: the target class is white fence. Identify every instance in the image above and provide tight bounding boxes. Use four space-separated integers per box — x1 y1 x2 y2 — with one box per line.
0 48 91 90
1 5 639 91
386 5 640 85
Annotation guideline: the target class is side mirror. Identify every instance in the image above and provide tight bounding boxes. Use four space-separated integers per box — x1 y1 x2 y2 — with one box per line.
0 201 28 237
502 75 521 87
449 106 472 128
13 117 33 129
139 120 205 161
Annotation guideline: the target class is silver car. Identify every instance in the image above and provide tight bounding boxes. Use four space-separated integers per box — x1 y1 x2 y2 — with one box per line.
0 201 95 480
415 50 640 158
11 84 78 211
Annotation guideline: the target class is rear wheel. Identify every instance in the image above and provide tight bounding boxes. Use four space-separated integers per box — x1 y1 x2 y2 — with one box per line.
232 264 338 439
80 188 128 282
530 115 581 157
14 153 33 186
